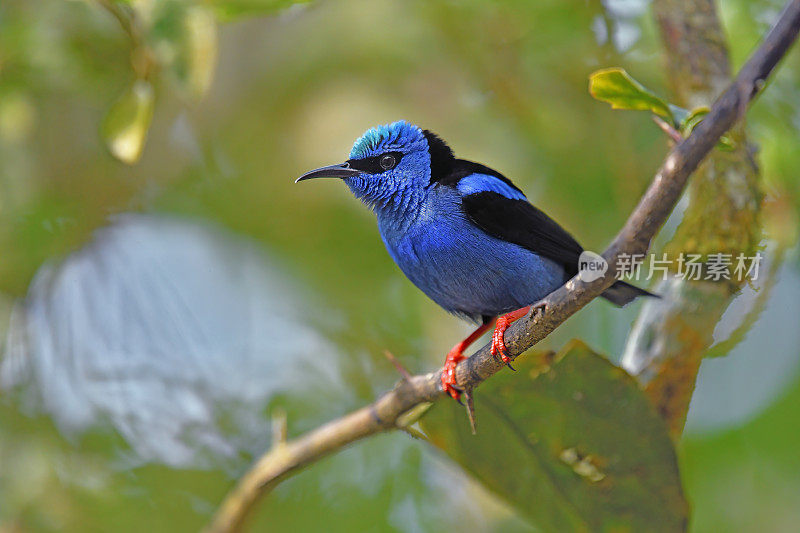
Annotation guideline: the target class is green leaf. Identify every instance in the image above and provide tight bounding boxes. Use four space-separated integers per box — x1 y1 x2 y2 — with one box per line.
716 137 735 150
150 3 218 100
207 0 312 22
667 104 691 128
101 80 155 164
681 106 710 134
679 107 735 150
420 341 688 532
181 6 218 99
589 68 673 122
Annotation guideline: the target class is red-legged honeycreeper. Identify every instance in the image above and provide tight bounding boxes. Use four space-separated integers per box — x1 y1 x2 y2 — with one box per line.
297 121 653 399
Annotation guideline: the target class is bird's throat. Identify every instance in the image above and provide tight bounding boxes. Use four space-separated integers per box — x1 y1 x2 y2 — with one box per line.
345 177 427 231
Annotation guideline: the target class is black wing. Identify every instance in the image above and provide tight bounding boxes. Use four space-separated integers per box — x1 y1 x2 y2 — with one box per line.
462 191 584 276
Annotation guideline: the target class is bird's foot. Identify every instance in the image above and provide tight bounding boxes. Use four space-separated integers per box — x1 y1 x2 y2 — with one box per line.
490 317 513 365
490 305 532 369
440 320 493 401
441 346 466 401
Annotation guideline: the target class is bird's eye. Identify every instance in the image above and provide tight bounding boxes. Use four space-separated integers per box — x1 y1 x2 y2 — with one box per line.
379 154 397 170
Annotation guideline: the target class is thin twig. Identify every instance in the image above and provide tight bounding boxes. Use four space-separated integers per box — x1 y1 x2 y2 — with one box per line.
96 0 155 80
464 388 478 435
652 115 684 143
270 409 287 449
206 3 800 531
383 350 412 382
97 0 138 45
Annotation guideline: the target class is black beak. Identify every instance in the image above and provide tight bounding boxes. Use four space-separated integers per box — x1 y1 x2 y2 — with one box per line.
295 162 363 183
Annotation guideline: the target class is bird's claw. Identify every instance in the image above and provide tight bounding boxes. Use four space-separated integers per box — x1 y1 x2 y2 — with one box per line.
490 316 515 369
450 384 465 393
441 349 466 401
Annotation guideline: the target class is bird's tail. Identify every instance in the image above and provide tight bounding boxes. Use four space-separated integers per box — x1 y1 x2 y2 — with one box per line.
600 280 657 307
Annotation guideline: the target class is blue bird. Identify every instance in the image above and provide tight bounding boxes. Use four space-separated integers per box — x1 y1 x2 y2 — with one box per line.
297 121 651 399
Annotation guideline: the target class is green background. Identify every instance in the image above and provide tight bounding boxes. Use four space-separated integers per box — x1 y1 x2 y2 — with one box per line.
0 0 798 531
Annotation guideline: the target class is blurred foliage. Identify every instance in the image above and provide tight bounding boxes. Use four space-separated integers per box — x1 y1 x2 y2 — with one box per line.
421 341 687 532
208 0 312 22
0 0 798 531
93 0 221 162
102 79 155 163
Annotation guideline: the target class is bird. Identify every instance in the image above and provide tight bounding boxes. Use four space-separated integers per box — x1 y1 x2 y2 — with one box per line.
297 121 652 400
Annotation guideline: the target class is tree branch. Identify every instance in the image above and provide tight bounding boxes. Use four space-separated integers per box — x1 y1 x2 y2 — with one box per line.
622 0 768 437
206 2 800 530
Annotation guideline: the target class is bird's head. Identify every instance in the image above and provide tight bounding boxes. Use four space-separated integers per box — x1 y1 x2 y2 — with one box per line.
296 120 453 211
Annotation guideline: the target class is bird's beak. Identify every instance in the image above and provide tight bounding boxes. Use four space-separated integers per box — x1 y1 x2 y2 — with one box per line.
295 162 363 183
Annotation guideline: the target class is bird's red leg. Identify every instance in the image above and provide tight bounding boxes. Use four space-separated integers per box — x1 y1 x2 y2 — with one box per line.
441 320 493 400
491 306 532 365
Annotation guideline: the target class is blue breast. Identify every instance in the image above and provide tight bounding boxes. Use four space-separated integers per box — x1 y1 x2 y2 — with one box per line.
377 185 566 322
